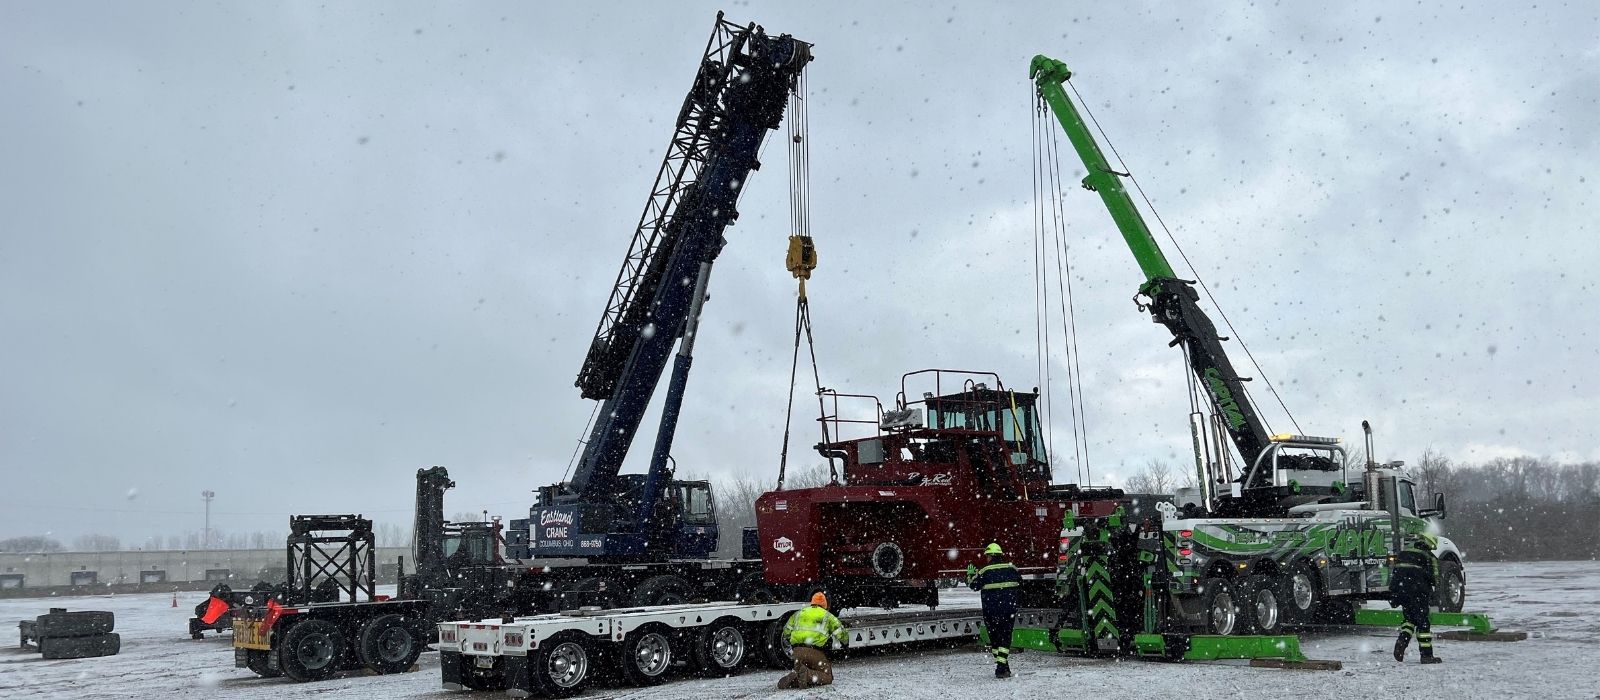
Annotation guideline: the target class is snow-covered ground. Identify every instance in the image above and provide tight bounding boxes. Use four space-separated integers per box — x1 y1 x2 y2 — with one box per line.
2 561 1594 700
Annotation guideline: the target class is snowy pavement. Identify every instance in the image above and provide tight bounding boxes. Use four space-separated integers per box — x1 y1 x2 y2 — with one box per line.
2 561 1594 700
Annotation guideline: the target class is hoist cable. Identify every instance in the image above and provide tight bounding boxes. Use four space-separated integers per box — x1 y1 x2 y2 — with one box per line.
1029 88 1058 481
1044 120 1094 486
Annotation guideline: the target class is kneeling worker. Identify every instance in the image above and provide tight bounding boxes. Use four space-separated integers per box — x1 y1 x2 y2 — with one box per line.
968 542 1022 678
778 591 848 689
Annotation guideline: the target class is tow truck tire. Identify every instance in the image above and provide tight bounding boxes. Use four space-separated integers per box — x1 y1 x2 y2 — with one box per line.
630 575 692 607
278 619 346 683
1198 577 1241 636
245 649 281 678
529 631 592 698
759 615 795 669
357 614 423 675
618 626 674 686
1437 558 1466 612
693 618 747 676
1283 563 1321 624
1241 575 1283 634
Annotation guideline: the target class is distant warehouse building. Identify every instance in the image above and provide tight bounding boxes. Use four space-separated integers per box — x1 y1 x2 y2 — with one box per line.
0 547 412 596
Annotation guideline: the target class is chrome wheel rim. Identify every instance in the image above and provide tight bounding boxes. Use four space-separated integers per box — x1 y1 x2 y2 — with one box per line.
710 626 744 668
1291 573 1315 611
1446 573 1465 608
1255 588 1279 631
1210 591 1237 635
633 633 671 676
547 642 588 689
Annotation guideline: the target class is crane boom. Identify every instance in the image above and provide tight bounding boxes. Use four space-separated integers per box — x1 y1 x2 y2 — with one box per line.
534 16 811 559
1030 55 1274 484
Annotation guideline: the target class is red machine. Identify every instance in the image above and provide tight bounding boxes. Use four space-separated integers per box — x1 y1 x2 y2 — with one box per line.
756 370 1124 609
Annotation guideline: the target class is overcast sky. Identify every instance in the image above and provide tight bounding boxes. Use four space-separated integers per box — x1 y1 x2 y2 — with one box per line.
2 1 1596 545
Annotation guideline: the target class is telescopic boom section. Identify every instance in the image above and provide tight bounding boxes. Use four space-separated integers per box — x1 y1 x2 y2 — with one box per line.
563 19 811 507
1030 55 1274 482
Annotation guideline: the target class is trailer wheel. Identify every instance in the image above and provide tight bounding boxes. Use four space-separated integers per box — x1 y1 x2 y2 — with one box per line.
1437 559 1466 612
630 575 692 606
245 649 281 678
1283 563 1321 624
529 631 592 698
1198 578 1240 636
759 615 795 669
356 614 423 675
278 619 346 682
618 626 674 686
693 618 747 676
1241 575 1282 634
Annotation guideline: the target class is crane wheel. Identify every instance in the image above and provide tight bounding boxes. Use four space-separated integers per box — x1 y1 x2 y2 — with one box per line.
278 619 346 682
357 614 424 675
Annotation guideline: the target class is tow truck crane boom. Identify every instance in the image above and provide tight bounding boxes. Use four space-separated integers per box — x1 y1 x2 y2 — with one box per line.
1030 55 1275 485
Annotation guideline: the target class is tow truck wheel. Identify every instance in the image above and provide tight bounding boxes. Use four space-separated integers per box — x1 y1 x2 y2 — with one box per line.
1437 559 1466 612
1283 563 1321 624
693 618 747 677
1242 575 1282 634
356 614 423 675
759 615 795 669
529 631 592 698
618 627 674 686
1198 578 1240 636
278 619 346 682
245 649 281 678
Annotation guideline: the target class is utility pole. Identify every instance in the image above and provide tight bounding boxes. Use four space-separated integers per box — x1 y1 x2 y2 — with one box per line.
201 490 215 550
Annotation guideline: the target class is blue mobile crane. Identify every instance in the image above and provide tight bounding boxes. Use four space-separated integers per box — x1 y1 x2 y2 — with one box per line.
522 15 811 571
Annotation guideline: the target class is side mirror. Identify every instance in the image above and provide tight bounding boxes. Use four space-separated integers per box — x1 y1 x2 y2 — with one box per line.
1432 492 1447 519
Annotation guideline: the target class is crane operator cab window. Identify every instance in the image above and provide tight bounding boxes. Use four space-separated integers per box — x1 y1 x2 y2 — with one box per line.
677 482 716 525
442 529 496 567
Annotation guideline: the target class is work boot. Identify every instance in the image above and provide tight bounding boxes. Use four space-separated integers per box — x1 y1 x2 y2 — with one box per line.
1420 655 1443 665
995 663 1012 679
1392 634 1410 662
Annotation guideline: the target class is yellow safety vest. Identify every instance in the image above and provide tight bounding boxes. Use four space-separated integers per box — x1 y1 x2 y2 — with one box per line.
784 604 846 648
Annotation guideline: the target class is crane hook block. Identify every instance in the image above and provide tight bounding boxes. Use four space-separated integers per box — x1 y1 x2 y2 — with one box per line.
786 235 817 280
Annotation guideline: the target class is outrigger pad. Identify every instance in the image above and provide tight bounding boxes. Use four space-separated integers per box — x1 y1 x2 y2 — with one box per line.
1437 630 1527 642
1249 658 1342 671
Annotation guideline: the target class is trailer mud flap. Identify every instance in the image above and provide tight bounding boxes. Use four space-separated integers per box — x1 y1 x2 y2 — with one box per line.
439 651 464 691
503 656 532 698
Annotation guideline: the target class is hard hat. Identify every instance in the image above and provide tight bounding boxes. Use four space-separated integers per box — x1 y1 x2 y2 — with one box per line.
810 591 828 608
984 542 1004 556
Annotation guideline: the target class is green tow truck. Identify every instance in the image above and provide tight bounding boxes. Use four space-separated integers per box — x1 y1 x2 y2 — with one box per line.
998 54 1521 667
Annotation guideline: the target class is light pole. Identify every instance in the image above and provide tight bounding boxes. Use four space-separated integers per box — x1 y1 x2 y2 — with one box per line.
201 490 215 550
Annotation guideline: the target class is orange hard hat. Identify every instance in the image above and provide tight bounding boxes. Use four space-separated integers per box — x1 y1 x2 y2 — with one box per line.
810 591 828 608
